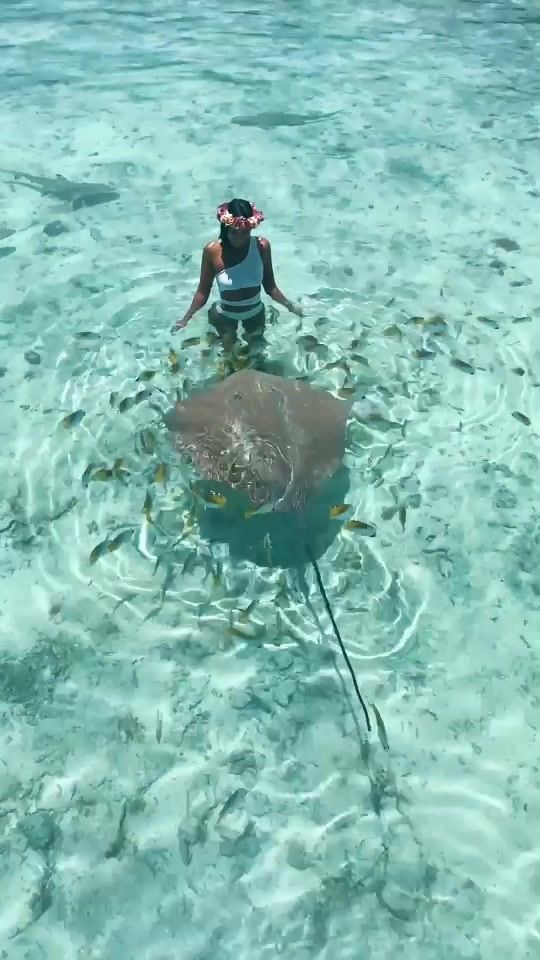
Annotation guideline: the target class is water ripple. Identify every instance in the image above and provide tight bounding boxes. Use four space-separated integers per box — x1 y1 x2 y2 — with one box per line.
1 1 539 957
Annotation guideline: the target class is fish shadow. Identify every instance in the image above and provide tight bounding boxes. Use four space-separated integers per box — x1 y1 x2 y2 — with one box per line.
71 191 120 209
230 110 340 129
4 170 119 210
196 465 351 569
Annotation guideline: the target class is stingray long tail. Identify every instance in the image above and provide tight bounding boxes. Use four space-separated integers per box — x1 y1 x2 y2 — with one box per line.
305 541 372 733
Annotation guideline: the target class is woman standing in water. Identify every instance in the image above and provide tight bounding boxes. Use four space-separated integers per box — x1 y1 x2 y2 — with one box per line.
171 199 302 358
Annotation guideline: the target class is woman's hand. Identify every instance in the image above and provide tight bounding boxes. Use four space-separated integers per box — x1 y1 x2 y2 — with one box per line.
170 318 189 334
288 301 303 318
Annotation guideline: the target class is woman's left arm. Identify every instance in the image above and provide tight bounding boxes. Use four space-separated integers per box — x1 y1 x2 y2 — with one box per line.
258 238 303 317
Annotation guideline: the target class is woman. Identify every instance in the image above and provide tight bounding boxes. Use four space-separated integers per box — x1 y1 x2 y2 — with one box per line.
170 199 302 357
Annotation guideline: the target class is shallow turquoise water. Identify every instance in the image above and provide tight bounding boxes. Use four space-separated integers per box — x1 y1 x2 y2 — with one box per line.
1 1 539 957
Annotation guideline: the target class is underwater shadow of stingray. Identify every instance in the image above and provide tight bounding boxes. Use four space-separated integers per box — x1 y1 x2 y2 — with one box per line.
164 369 373 732
195 464 351 569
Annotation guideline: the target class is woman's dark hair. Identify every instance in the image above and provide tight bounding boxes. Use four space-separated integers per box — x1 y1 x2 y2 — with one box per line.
219 198 254 244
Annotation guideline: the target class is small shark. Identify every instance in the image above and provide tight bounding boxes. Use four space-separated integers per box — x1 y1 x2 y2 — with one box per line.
231 110 341 129
3 170 119 209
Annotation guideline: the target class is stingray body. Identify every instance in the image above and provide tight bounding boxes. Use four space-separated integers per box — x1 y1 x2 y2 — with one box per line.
164 369 373 732
163 369 352 515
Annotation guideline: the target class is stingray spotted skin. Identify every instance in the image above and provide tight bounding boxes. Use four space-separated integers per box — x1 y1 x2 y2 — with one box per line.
163 370 352 513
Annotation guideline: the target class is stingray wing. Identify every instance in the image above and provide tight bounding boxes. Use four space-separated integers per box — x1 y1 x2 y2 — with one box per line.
253 375 352 510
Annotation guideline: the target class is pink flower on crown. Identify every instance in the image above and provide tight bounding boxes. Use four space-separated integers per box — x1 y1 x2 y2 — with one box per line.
216 201 264 230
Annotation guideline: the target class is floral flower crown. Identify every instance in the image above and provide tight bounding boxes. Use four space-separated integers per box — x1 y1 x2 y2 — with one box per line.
216 201 264 230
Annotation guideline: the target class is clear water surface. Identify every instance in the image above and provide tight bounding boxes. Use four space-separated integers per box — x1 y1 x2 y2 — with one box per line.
0 0 539 958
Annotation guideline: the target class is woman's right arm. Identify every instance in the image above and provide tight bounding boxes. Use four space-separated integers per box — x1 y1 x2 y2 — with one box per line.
171 245 215 332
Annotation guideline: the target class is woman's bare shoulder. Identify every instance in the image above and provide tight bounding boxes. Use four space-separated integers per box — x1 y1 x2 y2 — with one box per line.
203 240 222 268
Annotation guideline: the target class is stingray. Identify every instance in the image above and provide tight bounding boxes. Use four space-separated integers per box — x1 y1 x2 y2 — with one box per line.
230 110 341 129
163 368 372 732
2 169 119 209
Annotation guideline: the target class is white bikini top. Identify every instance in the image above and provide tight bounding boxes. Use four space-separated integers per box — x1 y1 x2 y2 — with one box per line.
215 236 264 294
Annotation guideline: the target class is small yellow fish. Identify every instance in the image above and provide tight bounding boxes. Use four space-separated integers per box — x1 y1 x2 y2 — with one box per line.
413 313 446 328
112 458 129 482
202 490 227 507
338 386 356 399
297 334 320 352
136 370 157 382
227 625 252 640
414 348 435 359
217 358 234 379
49 600 63 618
477 315 498 329
383 325 402 339
81 462 97 487
59 409 85 429
181 337 201 348
350 353 370 367
109 391 118 407
89 539 110 564
512 411 531 426
329 503 352 518
232 354 250 370
92 468 113 482
153 462 168 486
371 701 390 751
511 366 525 376
168 348 180 373
451 358 475 375
239 599 258 623
143 490 153 522
244 501 274 519
118 396 136 413
134 389 152 405
398 505 407 530
139 428 156 454
185 506 197 530
107 530 133 552
326 360 351 375
344 520 376 537
75 330 100 340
